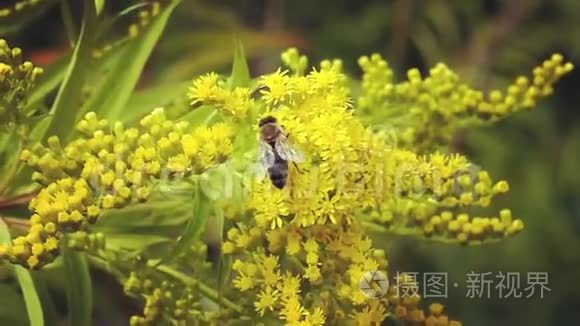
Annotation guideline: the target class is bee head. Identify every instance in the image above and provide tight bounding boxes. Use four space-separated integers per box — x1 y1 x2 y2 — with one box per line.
258 116 277 127
259 116 279 142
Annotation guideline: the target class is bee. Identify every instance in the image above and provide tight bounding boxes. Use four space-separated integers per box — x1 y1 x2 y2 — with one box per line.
258 116 303 189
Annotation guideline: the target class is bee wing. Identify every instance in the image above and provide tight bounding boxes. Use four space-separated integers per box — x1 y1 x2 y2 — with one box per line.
259 140 276 169
275 135 304 163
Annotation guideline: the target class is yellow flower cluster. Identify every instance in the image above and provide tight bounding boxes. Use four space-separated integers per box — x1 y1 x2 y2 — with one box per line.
0 39 43 130
187 72 254 120
358 53 574 151
218 51 491 324
0 108 233 269
231 250 327 325
0 0 47 18
1 44 567 325
366 151 524 244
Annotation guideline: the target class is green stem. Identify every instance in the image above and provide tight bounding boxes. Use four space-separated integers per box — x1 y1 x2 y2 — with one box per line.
87 254 126 281
62 239 93 326
156 264 244 314
0 136 24 197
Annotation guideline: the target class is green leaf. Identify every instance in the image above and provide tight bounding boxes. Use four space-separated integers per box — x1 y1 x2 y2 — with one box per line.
32 279 60 326
60 0 77 46
94 191 193 234
158 179 212 264
0 220 44 326
43 1 98 143
62 244 92 326
105 234 171 252
123 80 191 123
93 188 197 253
226 38 251 90
213 205 231 305
25 54 70 117
86 0 181 120
14 269 44 326
155 29 293 82
0 134 23 196
95 0 105 15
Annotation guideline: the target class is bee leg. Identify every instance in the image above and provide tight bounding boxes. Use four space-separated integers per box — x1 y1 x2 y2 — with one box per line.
292 162 303 174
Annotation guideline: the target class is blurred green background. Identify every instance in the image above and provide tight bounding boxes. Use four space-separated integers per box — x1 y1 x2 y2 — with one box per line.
2 0 580 325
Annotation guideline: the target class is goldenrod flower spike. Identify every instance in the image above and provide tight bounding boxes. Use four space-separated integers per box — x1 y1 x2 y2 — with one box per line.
0 108 233 269
0 39 43 131
217 48 570 325
1 46 570 325
357 52 573 151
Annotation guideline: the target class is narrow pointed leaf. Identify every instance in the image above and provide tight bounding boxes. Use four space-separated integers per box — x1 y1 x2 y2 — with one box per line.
85 0 181 120
158 180 211 264
60 0 77 46
43 1 97 142
63 245 92 326
122 81 190 123
226 38 251 89
25 54 70 117
0 220 44 326
95 0 105 15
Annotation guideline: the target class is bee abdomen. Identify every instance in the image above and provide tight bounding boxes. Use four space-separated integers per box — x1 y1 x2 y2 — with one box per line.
268 162 288 189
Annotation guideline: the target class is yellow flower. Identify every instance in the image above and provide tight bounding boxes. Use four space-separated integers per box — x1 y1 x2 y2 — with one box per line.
187 72 220 104
254 286 280 316
303 265 321 282
252 185 290 229
303 238 318 253
260 68 291 106
280 295 306 324
167 154 190 173
278 273 301 299
305 307 326 326
233 273 256 291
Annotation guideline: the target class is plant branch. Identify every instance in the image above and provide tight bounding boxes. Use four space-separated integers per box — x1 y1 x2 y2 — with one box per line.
1 216 30 231
156 264 244 314
0 190 37 209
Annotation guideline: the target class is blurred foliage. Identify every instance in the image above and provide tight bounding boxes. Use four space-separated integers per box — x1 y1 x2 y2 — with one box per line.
0 0 578 325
